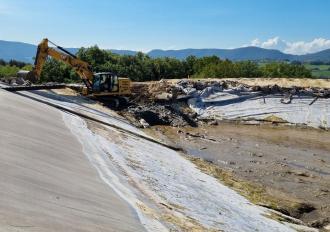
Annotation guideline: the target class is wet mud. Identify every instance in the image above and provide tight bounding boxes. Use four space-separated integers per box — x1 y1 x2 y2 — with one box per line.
145 123 330 229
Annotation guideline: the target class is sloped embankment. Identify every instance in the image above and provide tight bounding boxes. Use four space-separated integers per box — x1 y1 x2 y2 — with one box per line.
0 89 144 232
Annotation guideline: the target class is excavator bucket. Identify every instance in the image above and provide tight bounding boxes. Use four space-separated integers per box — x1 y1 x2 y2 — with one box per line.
17 70 38 83
25 71 39 83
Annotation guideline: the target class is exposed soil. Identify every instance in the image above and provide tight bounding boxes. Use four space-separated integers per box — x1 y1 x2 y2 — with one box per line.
144 123 330 230
118 101 198 128
118 80 199 128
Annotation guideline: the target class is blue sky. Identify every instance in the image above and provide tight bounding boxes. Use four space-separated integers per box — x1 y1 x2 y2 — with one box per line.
0 0 330 54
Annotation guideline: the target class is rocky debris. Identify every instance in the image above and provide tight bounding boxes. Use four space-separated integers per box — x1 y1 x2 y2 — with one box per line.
309 218 330 229
130 82 150 101
131 79 230 102
139 118 150 128
280 94 293 104
120 102 197 128
182 131 220 143
177 79 330 100
148 80 180 100
0 77 31 86
131 80 182 102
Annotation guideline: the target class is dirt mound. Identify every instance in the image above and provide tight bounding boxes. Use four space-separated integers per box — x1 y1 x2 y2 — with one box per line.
121 102 197 128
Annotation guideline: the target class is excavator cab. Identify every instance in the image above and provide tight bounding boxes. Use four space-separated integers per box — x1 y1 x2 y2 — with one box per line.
91 72 130 108
92 72 119 93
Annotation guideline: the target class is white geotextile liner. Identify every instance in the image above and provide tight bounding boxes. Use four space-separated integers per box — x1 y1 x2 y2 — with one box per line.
189 93 330 129
62 113 314 231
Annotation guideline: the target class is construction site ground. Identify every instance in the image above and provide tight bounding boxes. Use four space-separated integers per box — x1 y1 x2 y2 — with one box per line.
128 78 330 229
1 77 329 231
45 78 330 229
145 124 330 228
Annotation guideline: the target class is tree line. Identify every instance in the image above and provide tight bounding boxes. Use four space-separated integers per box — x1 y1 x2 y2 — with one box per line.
1 46 313 81
73 46 312 81
0 59 32 78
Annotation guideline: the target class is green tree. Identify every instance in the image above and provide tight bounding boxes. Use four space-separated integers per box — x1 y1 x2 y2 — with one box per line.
236 61 262 78
0 65 19 78
39 58 79 83
37 45 313 82
261 62 311 78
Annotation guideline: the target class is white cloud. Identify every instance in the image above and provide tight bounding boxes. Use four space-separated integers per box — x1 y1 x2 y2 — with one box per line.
247 37 287 51
250 38 261 46
247 37 330 55
284 38 330 55
262 37 279 48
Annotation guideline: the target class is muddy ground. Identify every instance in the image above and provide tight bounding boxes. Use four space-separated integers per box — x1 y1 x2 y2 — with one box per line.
144 123 330 229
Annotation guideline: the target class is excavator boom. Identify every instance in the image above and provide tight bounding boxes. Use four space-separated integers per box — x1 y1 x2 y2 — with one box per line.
28 38 93 89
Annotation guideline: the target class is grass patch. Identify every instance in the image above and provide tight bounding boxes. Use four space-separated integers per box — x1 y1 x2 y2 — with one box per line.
304 64 330 78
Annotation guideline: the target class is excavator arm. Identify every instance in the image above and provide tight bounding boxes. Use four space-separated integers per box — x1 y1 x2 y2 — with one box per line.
28 38 93 89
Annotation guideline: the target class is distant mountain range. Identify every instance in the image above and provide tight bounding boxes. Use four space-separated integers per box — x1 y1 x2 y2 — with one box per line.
148 47 330 62
1 40 330 63
0 40 137 63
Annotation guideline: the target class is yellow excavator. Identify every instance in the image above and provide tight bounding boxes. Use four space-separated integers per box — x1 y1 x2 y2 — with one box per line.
26 38 131 98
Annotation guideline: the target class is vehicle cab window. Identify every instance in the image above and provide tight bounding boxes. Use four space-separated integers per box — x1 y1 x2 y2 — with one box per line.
93 73 119 92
